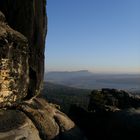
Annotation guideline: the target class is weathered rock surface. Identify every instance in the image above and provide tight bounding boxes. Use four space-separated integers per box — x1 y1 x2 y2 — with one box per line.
0 0 47 98
0 11 29 106
0 110 41 140
0 98 86 140
18 97 86 140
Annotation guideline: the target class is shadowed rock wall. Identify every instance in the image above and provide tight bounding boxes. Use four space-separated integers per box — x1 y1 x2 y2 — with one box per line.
0 0 47 98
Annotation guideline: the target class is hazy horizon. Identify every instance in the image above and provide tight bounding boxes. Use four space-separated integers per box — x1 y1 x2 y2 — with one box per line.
45 0 140 74
45 69 140 75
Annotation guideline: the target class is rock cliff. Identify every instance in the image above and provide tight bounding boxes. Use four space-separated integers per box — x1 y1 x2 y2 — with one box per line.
0 0 47 97
0 1 86 140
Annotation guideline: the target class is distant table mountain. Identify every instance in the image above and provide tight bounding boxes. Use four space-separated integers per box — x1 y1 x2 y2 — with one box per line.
44 71 140 93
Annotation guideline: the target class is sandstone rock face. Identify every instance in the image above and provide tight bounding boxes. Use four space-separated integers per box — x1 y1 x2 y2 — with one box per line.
0 0 47 98
0 12 29 106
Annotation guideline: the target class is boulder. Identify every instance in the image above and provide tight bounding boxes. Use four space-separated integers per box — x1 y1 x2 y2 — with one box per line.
0 98 86 140
18 97 86 140
0 110 41 140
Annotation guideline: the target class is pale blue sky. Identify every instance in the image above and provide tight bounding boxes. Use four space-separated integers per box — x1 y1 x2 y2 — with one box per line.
45 0 140 73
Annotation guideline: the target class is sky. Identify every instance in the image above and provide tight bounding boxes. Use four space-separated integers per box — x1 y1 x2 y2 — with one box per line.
45 0 140 74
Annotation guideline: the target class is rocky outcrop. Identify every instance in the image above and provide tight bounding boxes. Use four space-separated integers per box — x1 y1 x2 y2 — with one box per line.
18 97 86 140
0 0 47 97
88 88 140 112
0 98 86 140
69 89 140 140
0 1 86 140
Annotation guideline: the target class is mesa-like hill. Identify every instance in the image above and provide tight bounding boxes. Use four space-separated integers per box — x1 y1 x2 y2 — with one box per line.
44 71 140 93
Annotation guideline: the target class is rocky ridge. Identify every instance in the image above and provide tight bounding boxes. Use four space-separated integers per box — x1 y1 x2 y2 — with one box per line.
69 89 140 140
88 88 140 112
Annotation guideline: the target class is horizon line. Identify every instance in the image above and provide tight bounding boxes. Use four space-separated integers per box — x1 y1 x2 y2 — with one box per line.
45 70 140 75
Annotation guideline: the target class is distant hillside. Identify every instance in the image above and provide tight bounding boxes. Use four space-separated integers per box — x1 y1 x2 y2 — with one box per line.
44 70 93 81
41 82 91 113
44 71 140 93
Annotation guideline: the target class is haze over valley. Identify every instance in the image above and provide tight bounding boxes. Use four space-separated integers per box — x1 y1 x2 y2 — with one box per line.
44 70 140 93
